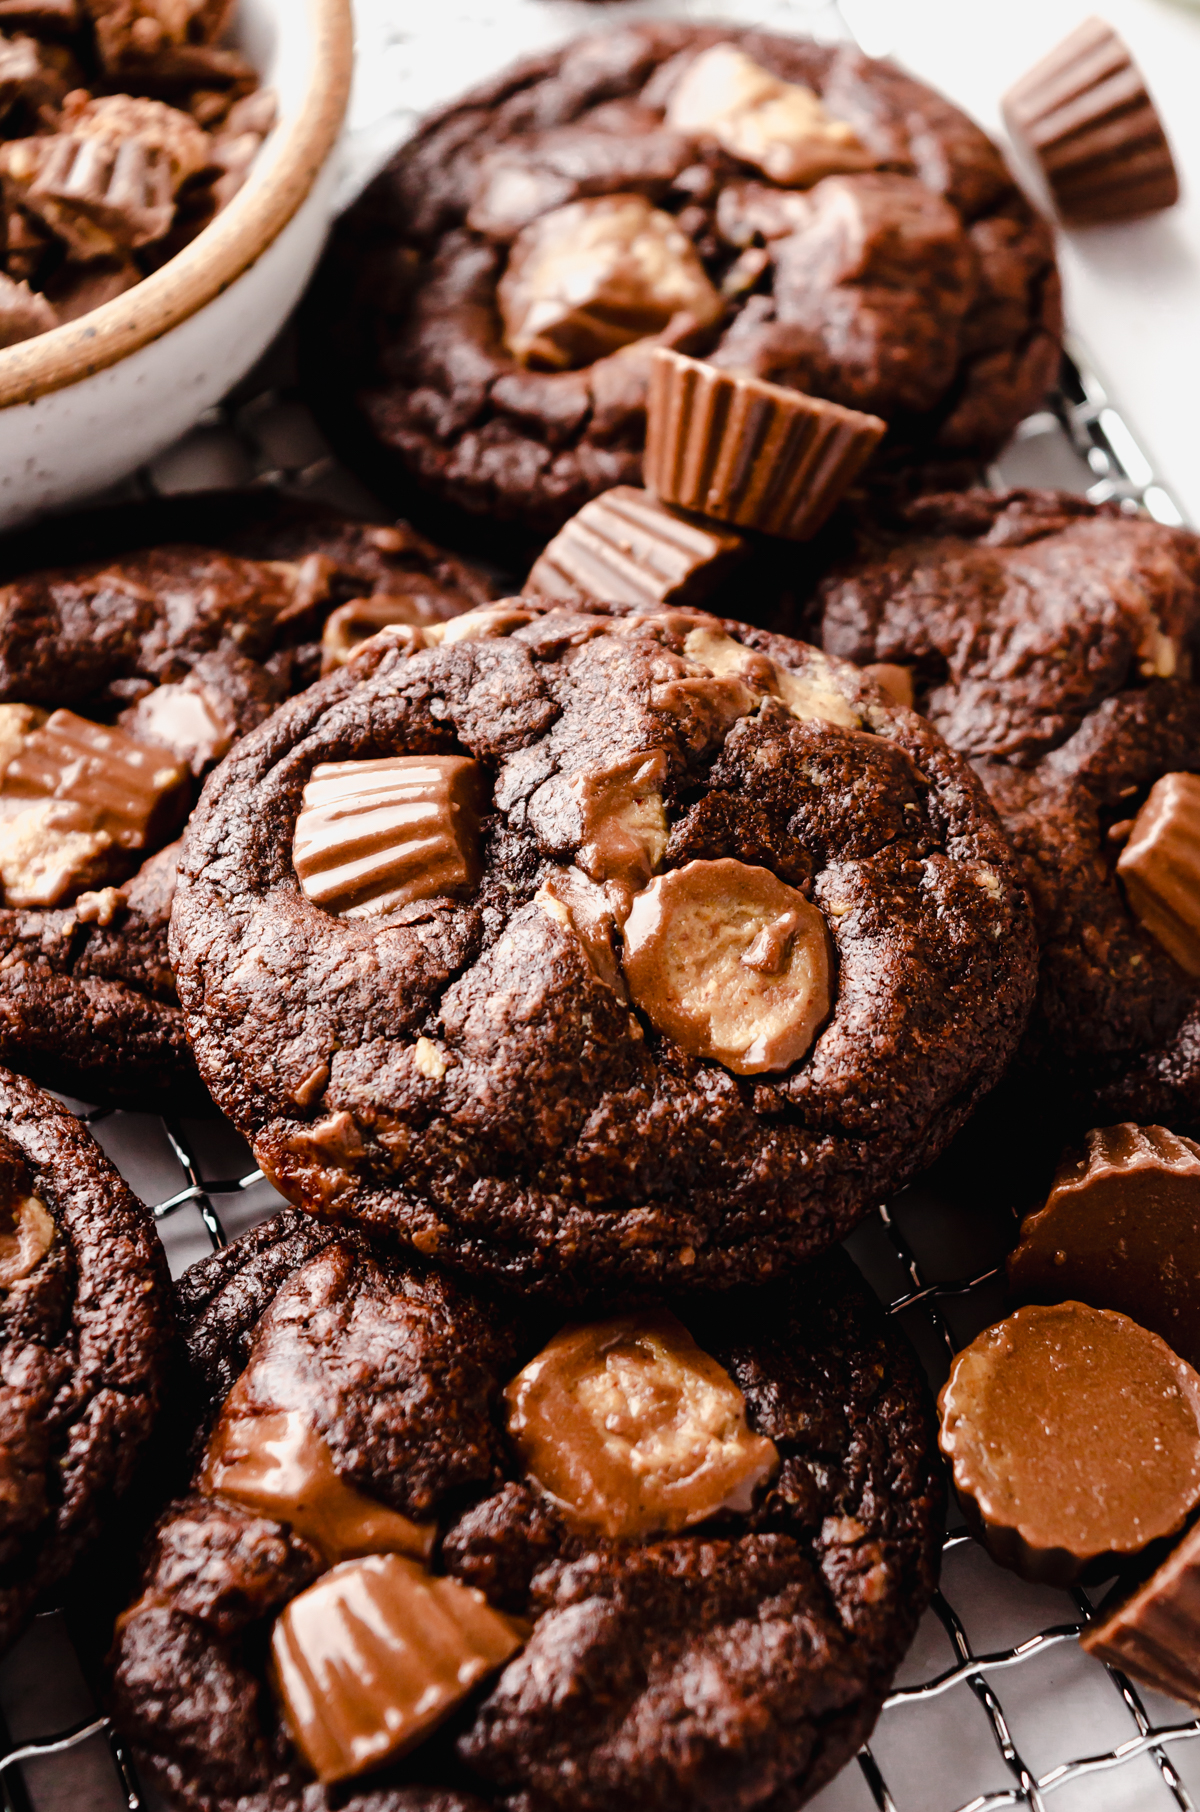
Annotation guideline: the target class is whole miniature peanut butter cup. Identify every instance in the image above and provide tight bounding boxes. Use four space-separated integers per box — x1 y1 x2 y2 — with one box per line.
1009 1124 1200 1371
1002 16 1179 226
1082 1518 1200 1708
645 348 885 541
939 1302 1200 1585
1116 772 1200 977
524 486 746 610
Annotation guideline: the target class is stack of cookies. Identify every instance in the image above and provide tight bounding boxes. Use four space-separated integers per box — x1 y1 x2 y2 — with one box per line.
2 15 1198 1812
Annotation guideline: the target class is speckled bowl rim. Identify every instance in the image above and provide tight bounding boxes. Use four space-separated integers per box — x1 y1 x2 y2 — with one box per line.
0 0 353 410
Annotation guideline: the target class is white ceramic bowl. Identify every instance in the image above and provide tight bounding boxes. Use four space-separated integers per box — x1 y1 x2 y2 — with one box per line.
0 0 352 530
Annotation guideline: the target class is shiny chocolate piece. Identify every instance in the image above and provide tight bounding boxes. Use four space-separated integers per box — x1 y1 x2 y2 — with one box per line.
665 42 874 188
271 1551 524 1785
939 1302 1200 1585
524 487 746 610
1009 1124 1200 1371
571 747 668 894
1082 1518 1200 1709
534 867 626 997
0 707 189 908
679 621 861 729
320 596 428 673
504 1307 778 1538
621 856 832 1075
425 603 537 646
0 1191 53 1287
201 1378 436 1567
645 349 886 540
293 755 486 920
1002 17 1179 226
1116 772 1200 976
498 194 723 373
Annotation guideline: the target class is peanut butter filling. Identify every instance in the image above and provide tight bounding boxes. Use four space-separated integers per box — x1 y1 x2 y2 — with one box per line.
621 857 832 1074
0 1192 53 1287
666 44 873 187
271 1552 524 1785
498 193 722 372
505 1307 778 1538
293 754 486 919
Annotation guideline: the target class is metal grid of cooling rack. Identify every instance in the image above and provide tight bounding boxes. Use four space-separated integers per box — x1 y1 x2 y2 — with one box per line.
6 1072 1200 1812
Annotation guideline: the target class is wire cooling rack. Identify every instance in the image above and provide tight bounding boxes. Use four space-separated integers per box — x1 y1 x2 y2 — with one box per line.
0 0 1197 1802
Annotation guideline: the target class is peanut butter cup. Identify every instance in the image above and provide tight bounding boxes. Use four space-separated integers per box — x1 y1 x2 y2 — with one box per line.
1003 17 1179 226
940 1302 1200 1585
171 596 1035 1294
524 486 746 609
1009 1124 1200 1370
645 348 885 539
1082 1520 1200 1709
109 1210 943 1812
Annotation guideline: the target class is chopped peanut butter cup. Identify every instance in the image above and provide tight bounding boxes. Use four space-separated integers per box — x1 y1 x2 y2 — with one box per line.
1116 772 1200 977
940 1302 1200 1585
1003 16 1180 226
622 856 832 1074
202 1377 436 1568
1082 1519 1200 1709
0 705 189 907
645 348 885 540
665 42 875 189
293 754 486 919
272 1552 525 1785
505 1308 779 1538
498 194 722 373
1009 1123 1200 1370
524 486 746 610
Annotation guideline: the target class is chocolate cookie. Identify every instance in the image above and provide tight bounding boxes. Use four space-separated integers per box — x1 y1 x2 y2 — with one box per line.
108 1207 942 1812
0 1063 173 1654
0 492 494 1103
303 22 1061 550
812 487 1200 1132
169 596 1036 1292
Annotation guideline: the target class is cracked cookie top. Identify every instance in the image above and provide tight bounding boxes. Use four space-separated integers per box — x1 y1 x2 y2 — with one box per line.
171 596 1036 1293
304 22 1061 544
109 1208 942 1812
0 1062 172 1655
812 487 1200 1133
